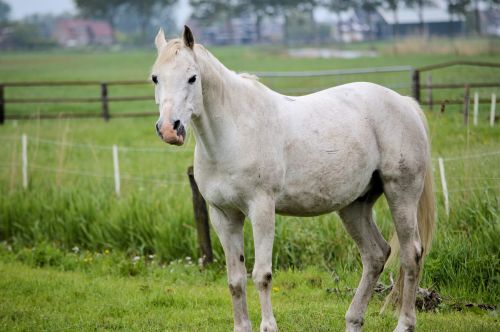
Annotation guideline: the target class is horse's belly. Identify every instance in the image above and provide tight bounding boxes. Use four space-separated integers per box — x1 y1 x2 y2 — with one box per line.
275 175 368 216
275 125 379 216
274 155 376 216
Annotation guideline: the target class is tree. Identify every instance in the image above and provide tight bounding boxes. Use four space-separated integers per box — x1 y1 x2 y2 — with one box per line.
357 0 382 41
447 0 469 36
271 0 317 45
125 0 176 42
0 0 11 24
75 0 126 40
405 0 436 35
385 0 401 38
324 0 351 42
249 0 277 43
189 0 247 44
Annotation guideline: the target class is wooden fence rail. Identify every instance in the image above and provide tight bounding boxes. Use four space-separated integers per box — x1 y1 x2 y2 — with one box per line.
0 66 415 125
412 61 500 104
0 79 154 124
412 61 500 124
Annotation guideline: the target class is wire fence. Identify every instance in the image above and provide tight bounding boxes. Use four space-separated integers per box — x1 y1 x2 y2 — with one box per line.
1 134 498 215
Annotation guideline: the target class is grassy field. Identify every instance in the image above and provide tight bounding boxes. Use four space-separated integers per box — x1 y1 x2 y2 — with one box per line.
0 45 499 330
0 256 498 332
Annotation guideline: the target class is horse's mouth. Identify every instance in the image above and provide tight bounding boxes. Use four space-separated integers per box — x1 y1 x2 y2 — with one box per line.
157 121 186 146
163 126 185 146
162 133 184 146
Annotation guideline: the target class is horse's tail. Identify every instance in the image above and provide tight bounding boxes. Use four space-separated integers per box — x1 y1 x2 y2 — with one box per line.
383 98 436 312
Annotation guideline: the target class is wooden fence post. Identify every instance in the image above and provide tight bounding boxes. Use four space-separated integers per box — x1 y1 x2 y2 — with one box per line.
187 166 213 265
491 93 496 127
463 84 470 125
0 85 4 125
412 70 420 103
427 74 433 112
101 83 109 121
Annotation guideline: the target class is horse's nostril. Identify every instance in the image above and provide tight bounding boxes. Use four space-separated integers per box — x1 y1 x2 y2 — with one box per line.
173 120 180 131
155 122 163 139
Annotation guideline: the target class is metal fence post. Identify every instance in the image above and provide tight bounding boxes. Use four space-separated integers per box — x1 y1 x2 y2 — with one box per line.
0 85 4 125
101 83 109 121
412 70 420 103
187 166 213 265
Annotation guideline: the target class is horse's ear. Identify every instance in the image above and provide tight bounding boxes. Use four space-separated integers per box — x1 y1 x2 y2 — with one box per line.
155 28 167 51
182 25 195 49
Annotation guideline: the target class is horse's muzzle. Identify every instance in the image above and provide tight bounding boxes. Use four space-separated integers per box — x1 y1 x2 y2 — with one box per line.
156 120 185 145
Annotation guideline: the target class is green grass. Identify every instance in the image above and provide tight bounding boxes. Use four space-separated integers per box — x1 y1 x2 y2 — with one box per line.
0 250 498 332
0 46 499 330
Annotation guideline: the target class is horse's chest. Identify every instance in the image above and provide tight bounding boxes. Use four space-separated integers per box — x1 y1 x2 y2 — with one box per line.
194 160 282 212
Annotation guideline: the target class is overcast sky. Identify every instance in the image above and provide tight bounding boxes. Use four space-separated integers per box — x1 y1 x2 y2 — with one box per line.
4 0 76 19
3 0 191 27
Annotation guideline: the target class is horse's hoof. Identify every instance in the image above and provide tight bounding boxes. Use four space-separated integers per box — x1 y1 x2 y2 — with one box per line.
260 318 277 332
346 323 363 332
234 323 252 332
393 323 415 332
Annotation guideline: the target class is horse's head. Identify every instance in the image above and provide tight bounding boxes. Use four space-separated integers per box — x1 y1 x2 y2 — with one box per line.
151 26 202 145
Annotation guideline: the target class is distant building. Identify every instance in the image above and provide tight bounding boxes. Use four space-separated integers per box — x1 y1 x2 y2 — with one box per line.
317 5 466 42
187 14 283 45
54 19 113 47
375 7 465 38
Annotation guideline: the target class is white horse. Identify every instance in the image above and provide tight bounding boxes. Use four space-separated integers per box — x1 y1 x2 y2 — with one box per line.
151 26 435 332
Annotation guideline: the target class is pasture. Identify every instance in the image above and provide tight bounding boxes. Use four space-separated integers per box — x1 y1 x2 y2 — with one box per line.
0 46 499 330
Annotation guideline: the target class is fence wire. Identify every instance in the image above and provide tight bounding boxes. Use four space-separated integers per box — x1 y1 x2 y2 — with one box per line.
0 135 499 203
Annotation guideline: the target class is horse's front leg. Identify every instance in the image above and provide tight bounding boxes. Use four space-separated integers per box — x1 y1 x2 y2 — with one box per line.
210 206 251 332
249 196 277 332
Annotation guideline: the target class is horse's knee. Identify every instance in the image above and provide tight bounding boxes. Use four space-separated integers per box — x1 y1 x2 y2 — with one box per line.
229 283 243 298
228 274 246 298
362 244 390 277
253 269 272 290
400 243 423 278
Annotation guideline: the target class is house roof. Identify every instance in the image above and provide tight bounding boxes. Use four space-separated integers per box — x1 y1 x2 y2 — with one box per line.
57 19 113 38
378 7 465 25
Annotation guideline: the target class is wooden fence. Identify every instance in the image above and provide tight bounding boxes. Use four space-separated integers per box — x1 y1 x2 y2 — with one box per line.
0 65 414 124
411 60 500 124
0 80 156 123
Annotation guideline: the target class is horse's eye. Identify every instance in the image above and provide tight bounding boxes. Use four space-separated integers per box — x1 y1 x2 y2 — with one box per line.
188 75 196 84
152 75 158 84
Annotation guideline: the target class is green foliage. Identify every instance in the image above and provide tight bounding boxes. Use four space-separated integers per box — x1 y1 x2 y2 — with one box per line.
74 0 125 25
0 0 10 23
4 22 58 50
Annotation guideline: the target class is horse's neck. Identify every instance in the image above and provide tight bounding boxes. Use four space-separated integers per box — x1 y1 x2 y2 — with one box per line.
191 47 274 158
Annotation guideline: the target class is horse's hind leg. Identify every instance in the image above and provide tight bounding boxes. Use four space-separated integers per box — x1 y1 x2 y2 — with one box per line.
339 189 391 332
384 179 424 332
